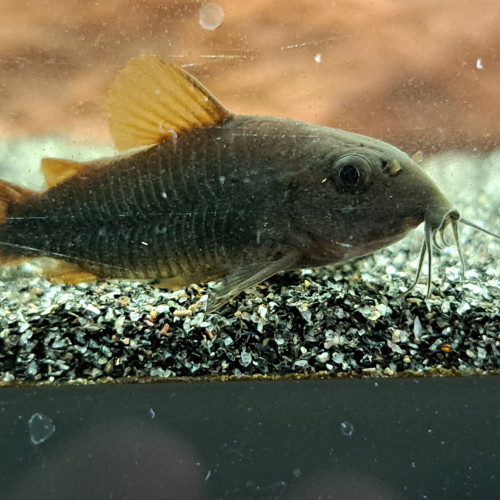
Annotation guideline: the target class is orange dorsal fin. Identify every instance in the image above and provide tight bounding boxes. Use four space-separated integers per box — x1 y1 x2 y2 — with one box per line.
105 54 234 151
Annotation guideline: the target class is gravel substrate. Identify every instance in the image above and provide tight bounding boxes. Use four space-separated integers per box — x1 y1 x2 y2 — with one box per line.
0 145 498 384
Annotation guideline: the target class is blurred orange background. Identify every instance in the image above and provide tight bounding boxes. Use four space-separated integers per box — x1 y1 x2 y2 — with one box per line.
1 0 499 154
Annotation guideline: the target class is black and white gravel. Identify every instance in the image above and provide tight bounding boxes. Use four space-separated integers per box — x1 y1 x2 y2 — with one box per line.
0 147 498 384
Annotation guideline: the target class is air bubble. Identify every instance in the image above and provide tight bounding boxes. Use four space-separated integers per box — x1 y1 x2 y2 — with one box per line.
340 420 354 437
29 412 55 445
199 3 224 31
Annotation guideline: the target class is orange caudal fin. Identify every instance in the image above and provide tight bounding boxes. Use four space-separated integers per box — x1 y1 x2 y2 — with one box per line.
0 179 36 224
0 179 38 266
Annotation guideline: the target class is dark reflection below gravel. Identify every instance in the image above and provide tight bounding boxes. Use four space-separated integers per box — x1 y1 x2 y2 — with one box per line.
1 377 499 500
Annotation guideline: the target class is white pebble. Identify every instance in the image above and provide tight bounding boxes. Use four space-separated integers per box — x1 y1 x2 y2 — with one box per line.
413 316 423 339
316 352 329 363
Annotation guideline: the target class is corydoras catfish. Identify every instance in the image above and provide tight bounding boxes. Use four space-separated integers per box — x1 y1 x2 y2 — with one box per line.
0 54 497 311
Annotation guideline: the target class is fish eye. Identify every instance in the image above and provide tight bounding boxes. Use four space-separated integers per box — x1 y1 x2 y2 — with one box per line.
330 155 372 193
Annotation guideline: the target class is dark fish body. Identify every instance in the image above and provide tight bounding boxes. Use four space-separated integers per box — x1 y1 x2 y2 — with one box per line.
1 117 296 282
0 118 435 275
0 55 494 310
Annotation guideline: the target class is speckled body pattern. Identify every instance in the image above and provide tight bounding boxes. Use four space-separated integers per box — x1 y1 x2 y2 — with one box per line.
0 115 445 284
2 117 291 281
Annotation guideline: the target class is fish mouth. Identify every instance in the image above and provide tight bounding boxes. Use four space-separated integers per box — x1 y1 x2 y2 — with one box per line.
432 209 461 250
401 205 500 299
402 207 464 298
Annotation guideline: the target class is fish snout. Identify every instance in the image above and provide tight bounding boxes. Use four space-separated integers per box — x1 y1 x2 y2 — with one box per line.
402 198 463 298
424 188 456 233
433 208 460 249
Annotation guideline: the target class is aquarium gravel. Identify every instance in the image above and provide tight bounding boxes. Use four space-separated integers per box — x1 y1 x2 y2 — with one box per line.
0 149 498 384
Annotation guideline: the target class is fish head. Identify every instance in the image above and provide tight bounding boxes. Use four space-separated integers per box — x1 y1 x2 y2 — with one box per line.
292 130 459 265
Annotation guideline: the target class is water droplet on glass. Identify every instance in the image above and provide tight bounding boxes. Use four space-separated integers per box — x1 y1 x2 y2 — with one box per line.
340 420 354 437
314 53 322 64
29 412 55 445
199 3 224 31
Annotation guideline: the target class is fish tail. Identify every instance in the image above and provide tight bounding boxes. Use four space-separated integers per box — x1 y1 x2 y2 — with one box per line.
0 179 34 224
0 179 100 282
0 179 36 266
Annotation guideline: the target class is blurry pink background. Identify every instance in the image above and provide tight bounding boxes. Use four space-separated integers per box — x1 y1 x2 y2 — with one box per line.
1 0 499 154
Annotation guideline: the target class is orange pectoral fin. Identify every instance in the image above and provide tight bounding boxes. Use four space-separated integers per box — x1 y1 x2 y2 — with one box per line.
37 259 98 285
153 276 192 290
153 271 223 291
48 270 98 285
0 254 31 268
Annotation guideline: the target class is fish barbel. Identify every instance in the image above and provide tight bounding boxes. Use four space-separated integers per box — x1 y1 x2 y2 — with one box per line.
0 54 498 311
